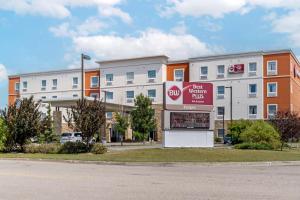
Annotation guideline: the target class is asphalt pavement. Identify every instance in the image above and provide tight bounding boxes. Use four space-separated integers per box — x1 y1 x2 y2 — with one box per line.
0 160 299 200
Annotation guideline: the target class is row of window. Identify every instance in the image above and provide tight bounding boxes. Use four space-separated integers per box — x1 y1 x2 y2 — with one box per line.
105 70 157 86
216 82 278 99
216 104 277 119
15 77 100 92
198 60 278 79
105 89 157 102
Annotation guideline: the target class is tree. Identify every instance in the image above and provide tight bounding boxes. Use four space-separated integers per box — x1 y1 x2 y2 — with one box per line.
64 98 105 148
270 111 300 150
0 96 42 151
130 94 156 143
39 104 57 143
0 117 8 151
115 112 129 146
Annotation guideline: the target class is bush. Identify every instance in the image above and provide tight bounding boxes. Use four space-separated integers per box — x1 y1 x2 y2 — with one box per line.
91 143 107 154
59 142 88 154
228 119 253 144
214 137 222 143
24 143 61 154
234 142 274 150
0 118 8 152
239 120 281 150
133 131 149 142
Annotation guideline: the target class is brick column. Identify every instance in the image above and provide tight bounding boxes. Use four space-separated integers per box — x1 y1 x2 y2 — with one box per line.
53 111 62 135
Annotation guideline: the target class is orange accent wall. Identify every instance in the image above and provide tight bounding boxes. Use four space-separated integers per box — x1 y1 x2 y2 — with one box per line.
8 77 20 105
263 53 292 118
167 63 189 82
84 70 100 97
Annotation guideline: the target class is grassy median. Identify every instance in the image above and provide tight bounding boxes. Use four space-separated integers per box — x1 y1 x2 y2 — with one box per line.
1 148 300 162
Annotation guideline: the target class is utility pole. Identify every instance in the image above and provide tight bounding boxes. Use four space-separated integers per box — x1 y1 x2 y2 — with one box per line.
225 86 233 123
81 53 91 100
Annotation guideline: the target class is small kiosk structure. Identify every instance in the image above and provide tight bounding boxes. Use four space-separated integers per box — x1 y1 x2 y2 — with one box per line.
163 82 215 147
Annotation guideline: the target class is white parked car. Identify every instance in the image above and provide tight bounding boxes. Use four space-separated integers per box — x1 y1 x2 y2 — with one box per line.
60 132 82 144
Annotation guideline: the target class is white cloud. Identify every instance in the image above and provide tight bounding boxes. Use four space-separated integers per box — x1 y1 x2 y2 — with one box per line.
49 17 106 37
0 64 8 82
98 6 132 24
72 28 218 60
171 21 187 35
0 0 130 22
269 10 300 47
162 0 300 18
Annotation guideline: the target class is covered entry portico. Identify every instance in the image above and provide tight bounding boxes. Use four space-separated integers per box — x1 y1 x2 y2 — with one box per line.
43 98 135 143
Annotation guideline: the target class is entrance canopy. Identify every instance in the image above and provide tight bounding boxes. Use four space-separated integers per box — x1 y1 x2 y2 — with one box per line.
42 97 135 112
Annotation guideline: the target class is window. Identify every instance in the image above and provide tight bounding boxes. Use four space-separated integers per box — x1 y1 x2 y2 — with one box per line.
41 96 46 100
217 129 225 138
106 92 113 100
248 84 257 97
267 82 277 97
249 62 257 76
126 72 134 84
91 76 99 88
217 107 225 116
148 89 156 102
73 77 78 88
52 79 57 90
126 91 134 103
268 104 277 119
73 94 78 98
249 105 257 118
106 74 113 85
106 112 113 119
174 69 184 82
217 65 225 78
267 60 277 75
52 96 57 99
217 86 225 99
148 70 156 79
90 93 99 99
41 80 46 91
22 81 27 92
15 82 20 92
148 70 156 83
200 66 208 79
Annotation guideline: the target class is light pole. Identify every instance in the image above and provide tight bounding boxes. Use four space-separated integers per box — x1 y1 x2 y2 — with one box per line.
101 90 108 143
81 53 91 100
225 86 233 123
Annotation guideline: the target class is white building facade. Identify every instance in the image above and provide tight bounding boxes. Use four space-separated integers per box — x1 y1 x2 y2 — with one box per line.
189 52 264 137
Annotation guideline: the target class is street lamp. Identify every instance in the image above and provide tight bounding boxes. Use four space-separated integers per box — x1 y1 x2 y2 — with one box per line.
81 53 91 100
225 86 233 123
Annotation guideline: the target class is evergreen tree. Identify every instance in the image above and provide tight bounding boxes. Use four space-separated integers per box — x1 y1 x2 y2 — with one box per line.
115 112 129 146
39 104 57 143
130 94 156 143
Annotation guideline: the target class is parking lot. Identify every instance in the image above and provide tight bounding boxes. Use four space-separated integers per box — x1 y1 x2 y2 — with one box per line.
0 160 299 200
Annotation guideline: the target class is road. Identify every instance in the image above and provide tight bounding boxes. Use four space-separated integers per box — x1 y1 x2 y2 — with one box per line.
0 160 299 200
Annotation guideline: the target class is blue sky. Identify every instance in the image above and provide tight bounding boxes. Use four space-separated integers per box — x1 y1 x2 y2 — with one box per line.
1 0 300 108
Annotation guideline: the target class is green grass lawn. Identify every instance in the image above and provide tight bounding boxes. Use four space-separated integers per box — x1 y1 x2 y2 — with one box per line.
1 148 300 163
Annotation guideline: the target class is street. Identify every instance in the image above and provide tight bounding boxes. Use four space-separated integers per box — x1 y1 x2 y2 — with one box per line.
0 160 299 200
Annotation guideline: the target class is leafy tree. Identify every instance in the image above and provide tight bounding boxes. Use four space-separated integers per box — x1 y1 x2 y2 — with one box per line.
270 111 300 150
228 119 253 144
0 96 42 151
64 98 105 148
115 112 129 146
39 104 57 143
0 117 8 151
239 120 281 150
130 94 156 143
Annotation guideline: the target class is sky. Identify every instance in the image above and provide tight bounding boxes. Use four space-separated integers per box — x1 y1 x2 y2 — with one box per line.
1 0 300 108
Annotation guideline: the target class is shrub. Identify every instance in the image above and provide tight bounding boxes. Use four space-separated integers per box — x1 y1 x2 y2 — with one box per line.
133 131 149 142
234 142 274 150
228 119 253 144
59 141 88 154
0 117 8 152
239 120 281 150
214 137 222 143
24 143 61 154
91 143 107 154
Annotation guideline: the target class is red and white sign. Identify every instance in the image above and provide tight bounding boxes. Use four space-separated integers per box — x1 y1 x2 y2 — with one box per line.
228 64 244 74
165 82 213 111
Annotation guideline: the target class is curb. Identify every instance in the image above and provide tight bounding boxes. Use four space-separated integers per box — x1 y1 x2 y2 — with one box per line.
1 158 300 167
